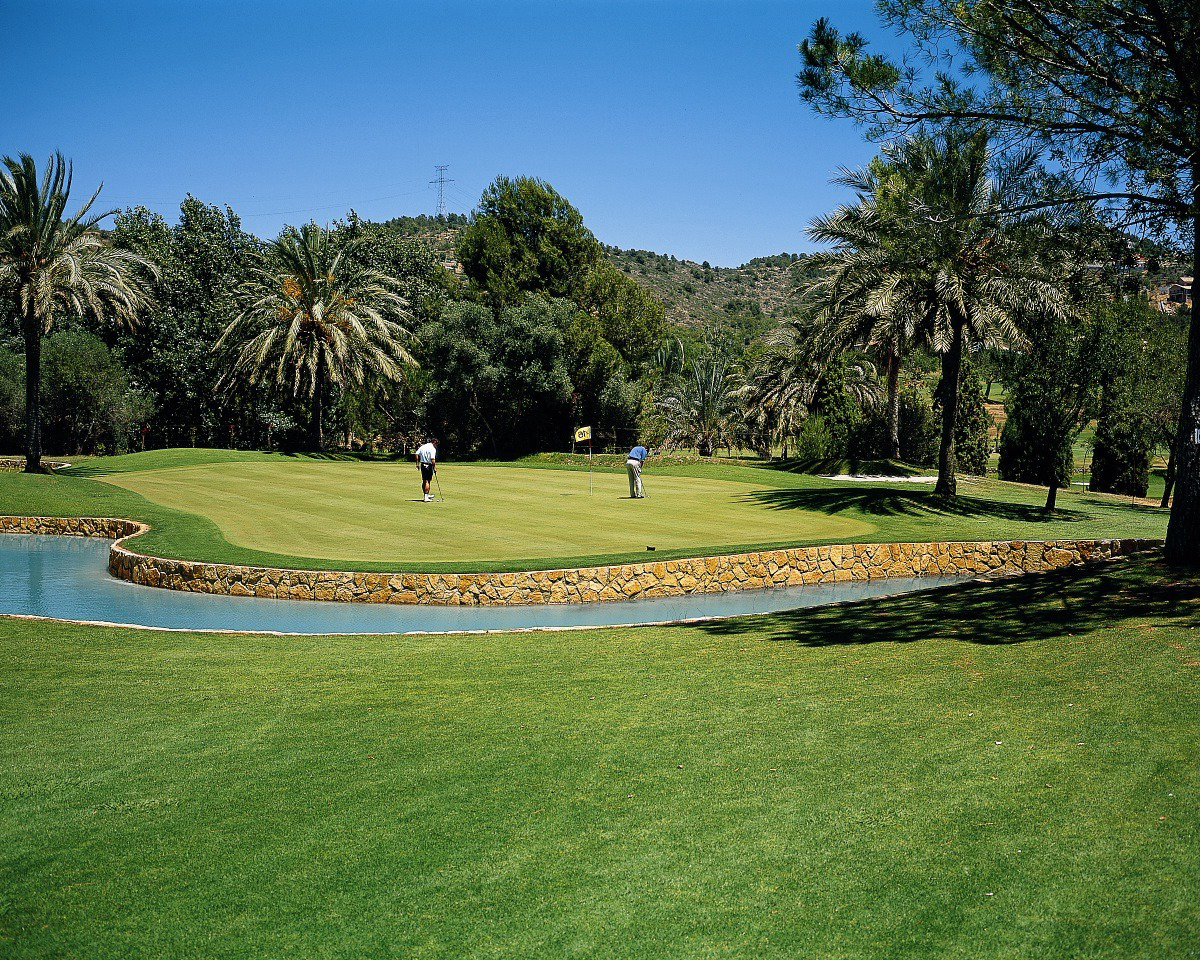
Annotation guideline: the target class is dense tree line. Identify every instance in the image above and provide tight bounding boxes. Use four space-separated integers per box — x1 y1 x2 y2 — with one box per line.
0 167 669 461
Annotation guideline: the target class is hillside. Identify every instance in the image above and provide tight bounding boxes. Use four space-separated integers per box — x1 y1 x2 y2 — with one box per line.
381 215 813 342
603 246 818 338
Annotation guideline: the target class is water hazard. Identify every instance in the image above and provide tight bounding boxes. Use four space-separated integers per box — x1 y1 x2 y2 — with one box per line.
1 534 972 634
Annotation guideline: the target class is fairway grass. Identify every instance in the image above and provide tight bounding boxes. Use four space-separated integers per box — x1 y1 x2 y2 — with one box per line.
1 555 1197 958
97 461 873 563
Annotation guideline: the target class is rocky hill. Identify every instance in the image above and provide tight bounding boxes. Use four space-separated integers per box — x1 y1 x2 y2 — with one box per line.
603 246 818 343
383 215 816 343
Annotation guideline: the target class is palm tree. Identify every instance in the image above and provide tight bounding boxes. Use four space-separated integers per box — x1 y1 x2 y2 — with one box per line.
0 153 157 471
740 317 880 459
658 347 740 457
802 161 924 461
808 298 917 461
217 224 416 450
807 131 1068 494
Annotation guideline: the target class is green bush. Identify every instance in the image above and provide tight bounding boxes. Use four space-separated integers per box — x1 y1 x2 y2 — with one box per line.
850 387 939 465
897 388 939 466
0 349 24 450
998 406 1073 487
792 415 836 461
39 330 152 456
1090 416 1153 497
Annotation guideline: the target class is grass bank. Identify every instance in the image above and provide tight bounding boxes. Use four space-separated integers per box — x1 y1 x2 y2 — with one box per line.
1 554 1196 958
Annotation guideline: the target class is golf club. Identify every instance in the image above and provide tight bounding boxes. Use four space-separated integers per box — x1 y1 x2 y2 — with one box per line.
434 470 444 502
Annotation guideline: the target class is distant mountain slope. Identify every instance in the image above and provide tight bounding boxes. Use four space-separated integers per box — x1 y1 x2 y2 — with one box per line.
381 215 815 340
603 246 817 334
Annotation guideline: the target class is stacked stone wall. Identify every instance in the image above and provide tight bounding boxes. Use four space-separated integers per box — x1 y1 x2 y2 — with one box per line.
0 515 1162 607
0 459 69 472
0 516 143 539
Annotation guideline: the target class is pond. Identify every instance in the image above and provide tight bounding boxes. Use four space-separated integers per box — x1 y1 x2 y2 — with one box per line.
1 534 973 634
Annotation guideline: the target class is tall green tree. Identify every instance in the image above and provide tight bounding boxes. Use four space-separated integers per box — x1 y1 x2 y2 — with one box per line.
0 153 157 470
797 0 1198 559
416 297 575 456
807 157 928 459
217 224 416 450
741 317 880 459
807 131 1065 494
111 197 260 448
575 261 665 364
999 307 1101 510
739 333 819 459
456 176 601 306
1088 300 1187 499
455 177 664 442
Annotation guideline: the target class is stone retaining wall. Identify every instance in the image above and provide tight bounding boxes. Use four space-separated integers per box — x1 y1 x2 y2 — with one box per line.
0 515 144 539
0 459 69 472
0 515 1161 606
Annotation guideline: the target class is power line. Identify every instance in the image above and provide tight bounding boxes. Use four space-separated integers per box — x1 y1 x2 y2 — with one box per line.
430 165 454 217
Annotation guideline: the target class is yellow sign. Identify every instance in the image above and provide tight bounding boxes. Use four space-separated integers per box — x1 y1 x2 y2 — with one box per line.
574 426 592 443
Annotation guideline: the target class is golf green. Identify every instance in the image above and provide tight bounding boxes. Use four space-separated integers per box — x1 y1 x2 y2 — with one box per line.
100 461 873 565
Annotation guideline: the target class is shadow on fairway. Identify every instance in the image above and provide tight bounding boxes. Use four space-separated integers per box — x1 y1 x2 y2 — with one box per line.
282 451 409 462
741 486 1093 524
697 554 1200 647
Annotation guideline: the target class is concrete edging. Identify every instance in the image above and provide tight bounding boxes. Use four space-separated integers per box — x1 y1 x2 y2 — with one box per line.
0 515 1164 607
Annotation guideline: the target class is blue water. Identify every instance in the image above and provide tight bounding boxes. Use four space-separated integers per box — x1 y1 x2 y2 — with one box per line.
0 534 971 634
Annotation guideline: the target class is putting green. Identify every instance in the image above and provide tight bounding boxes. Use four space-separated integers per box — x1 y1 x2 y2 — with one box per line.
100 461 873 565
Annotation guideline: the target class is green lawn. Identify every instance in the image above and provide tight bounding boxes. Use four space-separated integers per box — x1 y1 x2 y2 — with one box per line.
2 554 1196 959
96 461 872 564
0 449 1171 571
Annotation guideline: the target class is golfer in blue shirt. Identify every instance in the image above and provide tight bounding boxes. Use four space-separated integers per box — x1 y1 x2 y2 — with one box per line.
626 443 648 499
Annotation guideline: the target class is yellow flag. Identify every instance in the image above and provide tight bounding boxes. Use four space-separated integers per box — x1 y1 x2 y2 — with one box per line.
574 426 592 443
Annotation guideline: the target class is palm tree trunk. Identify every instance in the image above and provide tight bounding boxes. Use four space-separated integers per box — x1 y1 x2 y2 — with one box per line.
22 308 42 473
310 353 325 451
934 320 965 497
886 344 901 460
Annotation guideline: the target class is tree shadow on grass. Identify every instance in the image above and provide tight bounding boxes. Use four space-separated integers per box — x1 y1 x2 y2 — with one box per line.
741 486 1092 524
281 451 408 462
697 555 1200 648
62 462 126 478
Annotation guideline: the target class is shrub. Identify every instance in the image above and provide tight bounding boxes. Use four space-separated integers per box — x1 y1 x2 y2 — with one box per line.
791 415 836 461
998 407 1073 487
898 388 939 465
39 330 151 456
1089 416 1153 497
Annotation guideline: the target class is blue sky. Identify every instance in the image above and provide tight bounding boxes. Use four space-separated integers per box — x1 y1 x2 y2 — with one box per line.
5 0 903 266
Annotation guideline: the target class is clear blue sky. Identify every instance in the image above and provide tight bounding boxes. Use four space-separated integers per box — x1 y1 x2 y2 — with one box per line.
5 0 902 267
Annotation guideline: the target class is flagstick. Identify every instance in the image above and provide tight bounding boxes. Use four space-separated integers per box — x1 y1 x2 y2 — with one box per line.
588 440 593 495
